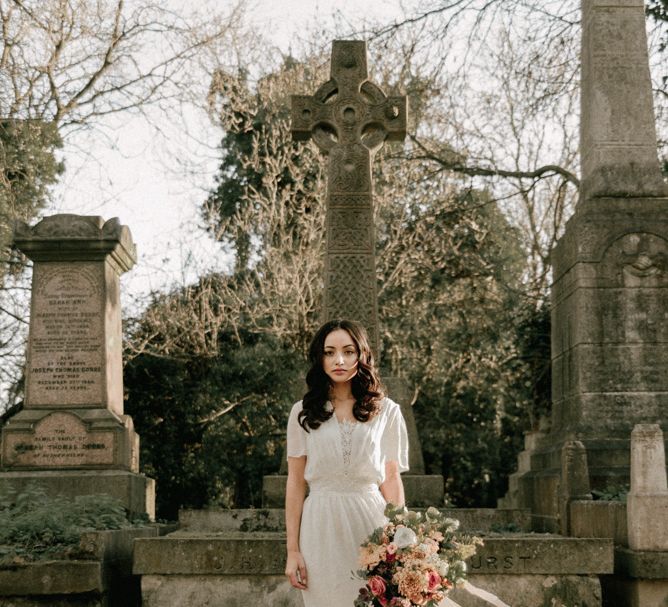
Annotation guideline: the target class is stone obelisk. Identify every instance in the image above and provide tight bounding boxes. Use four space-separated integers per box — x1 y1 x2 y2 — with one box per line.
503 0 668 532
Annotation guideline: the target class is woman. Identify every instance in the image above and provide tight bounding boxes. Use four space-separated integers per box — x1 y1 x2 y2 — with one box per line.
284 319 409 607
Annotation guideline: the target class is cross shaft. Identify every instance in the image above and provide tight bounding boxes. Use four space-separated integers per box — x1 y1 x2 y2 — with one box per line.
291 40 407 358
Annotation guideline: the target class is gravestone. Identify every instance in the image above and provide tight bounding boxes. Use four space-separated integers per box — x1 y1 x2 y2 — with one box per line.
502 0 668 532
0 214 154 518
263 40 442 507
627 424 668 551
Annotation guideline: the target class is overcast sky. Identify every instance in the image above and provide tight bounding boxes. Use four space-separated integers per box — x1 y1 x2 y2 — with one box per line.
46 0 406 309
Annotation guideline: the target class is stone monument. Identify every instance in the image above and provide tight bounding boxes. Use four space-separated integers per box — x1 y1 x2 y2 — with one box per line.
501 0 668 532
0 214 155 519
263 40 443 507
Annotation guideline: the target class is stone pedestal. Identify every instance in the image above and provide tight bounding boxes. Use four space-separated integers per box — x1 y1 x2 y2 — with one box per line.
0 215 154 518
502 0 668 534
505 198 668 530
627 424 668 551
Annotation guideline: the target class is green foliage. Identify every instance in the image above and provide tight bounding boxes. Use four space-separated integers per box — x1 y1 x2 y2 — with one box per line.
0 120 63 278
124 317 304 519
592 484 629 502
0 484 133 565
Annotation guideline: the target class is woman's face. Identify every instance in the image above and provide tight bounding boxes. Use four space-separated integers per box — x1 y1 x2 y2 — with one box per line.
322 328 359 385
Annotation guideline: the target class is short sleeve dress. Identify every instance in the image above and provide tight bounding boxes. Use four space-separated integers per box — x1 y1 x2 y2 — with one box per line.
286 397 409 607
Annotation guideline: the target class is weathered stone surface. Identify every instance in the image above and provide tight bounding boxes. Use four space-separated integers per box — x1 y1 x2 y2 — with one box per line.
571 501 628 546
140 573 604 607
1 409 138 471
615 547 668 579
134 534 612 576
580 0 668 198
178 507 530 534
602 575 668 607
627 424 668 551
291 40 406 357
140 575 299 607
559 441 592 535
0 598 104 607
133 534 288 575
449 575 603 607
0 561 102 594
469 537 613 575
0 470 155 520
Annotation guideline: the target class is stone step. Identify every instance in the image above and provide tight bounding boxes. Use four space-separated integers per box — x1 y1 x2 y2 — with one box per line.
263 473 444 507
134 534 614 607
178 507 532 534
134 533 613 576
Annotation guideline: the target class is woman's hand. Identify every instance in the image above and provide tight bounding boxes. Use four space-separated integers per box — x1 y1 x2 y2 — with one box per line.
285 549 308 589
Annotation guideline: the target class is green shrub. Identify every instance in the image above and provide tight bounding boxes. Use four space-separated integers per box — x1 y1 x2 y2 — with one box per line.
0 484 135 565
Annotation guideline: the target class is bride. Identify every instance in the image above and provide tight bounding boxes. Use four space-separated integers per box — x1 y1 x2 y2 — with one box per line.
284 319 509 607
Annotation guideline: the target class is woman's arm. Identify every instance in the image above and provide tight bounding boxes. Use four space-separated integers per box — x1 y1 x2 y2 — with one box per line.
285 455 308 589
380 460 405 507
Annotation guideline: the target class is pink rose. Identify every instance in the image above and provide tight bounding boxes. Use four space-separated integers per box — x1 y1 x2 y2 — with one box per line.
427 570 441 592
368 575 387 597
386 542 398 555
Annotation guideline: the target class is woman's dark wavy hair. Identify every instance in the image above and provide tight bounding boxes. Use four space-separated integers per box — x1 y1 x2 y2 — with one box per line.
299 319 384 432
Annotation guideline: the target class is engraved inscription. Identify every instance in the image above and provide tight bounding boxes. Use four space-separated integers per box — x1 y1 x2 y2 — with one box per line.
27 263 104 406
3 412 115 468
468 554 532 572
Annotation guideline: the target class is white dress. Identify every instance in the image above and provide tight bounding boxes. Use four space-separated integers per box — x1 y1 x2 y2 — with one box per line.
286 397 409 607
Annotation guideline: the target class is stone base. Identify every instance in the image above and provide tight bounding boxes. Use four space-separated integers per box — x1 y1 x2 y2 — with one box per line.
627 493 668 551
262 473 444 507
134 532 613 607
1 408 140 472
602 576 668 607
0 527 158 607
0 469 155 520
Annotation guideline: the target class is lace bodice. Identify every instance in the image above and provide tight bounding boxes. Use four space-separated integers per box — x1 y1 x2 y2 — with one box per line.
286 397 409 491
336 417 358 469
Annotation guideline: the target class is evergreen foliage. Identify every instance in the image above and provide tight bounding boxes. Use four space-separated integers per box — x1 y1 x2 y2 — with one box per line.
0 120 63 280
125 302 304 519
0 484 135 565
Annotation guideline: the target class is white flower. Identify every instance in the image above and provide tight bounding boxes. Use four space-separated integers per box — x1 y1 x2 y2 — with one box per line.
438 561 450 577
394 526 418 549
426 506 440 519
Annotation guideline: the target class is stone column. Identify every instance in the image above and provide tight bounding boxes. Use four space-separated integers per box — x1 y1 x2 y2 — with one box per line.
0 215 154 519
580 0 668 199
627 424 668 551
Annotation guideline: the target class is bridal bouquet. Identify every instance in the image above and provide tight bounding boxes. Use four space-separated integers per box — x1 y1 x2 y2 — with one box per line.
354 503 482 607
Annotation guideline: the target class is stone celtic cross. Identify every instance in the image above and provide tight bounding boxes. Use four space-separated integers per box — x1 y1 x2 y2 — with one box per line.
291 40 407 357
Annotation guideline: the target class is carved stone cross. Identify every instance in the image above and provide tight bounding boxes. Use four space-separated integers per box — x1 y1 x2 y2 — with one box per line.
291 40 407 357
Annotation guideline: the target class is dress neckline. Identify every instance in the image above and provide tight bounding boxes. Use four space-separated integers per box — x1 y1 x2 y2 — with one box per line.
326 400 358 425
